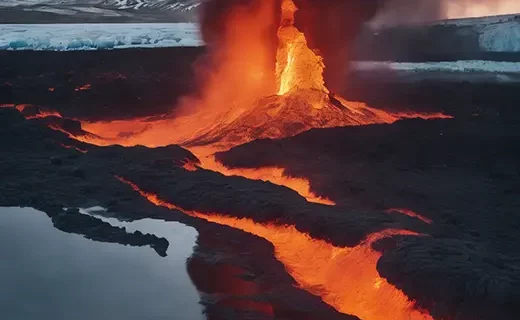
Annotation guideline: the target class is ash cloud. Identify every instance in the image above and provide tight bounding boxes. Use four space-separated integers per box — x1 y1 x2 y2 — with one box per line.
198 0 519 94
199 0 385 93
370 0 520 28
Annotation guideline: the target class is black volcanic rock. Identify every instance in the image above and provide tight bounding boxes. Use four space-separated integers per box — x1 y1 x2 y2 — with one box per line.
0 48 203 120
0 98 366 320
215 116 520 319
49 207 169 257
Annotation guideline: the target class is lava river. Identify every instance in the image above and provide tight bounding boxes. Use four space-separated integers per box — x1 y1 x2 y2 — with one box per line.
116 176 432 320
4 1 448 317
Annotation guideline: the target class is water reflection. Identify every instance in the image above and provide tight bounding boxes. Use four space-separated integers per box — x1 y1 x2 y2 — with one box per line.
0 207 204 320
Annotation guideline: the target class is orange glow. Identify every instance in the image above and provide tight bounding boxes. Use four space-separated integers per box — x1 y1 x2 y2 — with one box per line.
200 155 334 205
115 176 179 210
387 208 433 224
26 110 62 120
1 104 62 119
180 158 199 172
15 104 30 112
12 0 449 152
193 214 432 320
59 143 88 154
47 0 448 151
75 84 92 92
20 0 450 207
276 0 327 95
48 87 55 92
116 176 432 320
3 0 451 216
391 111 454 121
445 0 520 19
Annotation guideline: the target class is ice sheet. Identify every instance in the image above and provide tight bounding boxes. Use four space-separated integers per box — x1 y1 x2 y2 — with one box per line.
0 23 203 51
351 60 520 73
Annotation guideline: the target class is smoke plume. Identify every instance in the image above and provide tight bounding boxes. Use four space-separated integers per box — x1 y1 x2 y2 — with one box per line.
200 0 385 93
197 0 519 96
370 0 520 28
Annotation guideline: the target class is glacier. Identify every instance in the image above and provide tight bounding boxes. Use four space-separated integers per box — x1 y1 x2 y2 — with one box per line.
435 14 520 53
351 60 520 73
0 23 203 51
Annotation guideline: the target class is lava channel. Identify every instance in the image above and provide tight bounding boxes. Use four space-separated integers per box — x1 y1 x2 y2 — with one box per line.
199 154 335 205
116 176 433 320
387 208 433 225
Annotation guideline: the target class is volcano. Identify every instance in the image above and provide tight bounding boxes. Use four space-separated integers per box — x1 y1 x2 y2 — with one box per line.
183 90 401 148
10 1 520 320
28 0 446 153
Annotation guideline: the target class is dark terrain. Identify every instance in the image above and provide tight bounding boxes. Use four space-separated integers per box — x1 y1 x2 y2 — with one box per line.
3 48 520 121
0 48 203 120
351 14 520 62
1 48 520 319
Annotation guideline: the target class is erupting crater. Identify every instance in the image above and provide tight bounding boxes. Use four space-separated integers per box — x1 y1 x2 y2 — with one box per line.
1 2 455 319
12 0 449 205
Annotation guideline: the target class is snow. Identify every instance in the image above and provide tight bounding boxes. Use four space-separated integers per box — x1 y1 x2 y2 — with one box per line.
436 14 520 52
23 6 79 15
0 0 202 12
351 60 520 74
0 23 203 51
478 19 520 52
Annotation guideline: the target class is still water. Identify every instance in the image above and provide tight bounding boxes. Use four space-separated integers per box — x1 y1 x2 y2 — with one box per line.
0 207 204 320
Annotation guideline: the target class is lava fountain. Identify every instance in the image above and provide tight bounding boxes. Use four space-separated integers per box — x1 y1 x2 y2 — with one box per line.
116 176 433 320
42 0 448 152
6 0 451 205
34 0 447 204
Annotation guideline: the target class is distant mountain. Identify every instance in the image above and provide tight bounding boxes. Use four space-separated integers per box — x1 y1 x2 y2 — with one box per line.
0 0 202 23
102 0 201 12
0 0 201 11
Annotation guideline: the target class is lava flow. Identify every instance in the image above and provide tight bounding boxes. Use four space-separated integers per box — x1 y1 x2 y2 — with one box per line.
116 176 432 320
387 208 433 224
200 154 335 205
22 0 449 205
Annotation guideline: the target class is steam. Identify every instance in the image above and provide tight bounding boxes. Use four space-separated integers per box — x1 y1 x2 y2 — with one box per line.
370 0 520 28
199 0 383 93
194 0 519 101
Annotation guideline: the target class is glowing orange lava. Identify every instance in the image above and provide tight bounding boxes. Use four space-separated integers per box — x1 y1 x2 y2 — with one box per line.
200 155 334 205
59 142 88 154
387 208 433 225
180 157 199 172
116 176 432 320
4 0 450 207
26 110 62 120
276 0 327 95
75 84 92 92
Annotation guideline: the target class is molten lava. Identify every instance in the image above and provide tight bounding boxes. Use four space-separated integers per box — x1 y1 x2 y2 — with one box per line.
200 155 334 205
3 0 451 207
116 176 432 320
75 84 92 92
276 0 327 95
40 0 447 152
59 143 88 154
26 110 62 120
387 208 433 224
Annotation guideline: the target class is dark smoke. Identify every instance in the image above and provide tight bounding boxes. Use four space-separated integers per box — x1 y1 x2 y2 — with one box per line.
199 0 519 93
199 0 386 93
293 0 386 92
371 0 520 27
